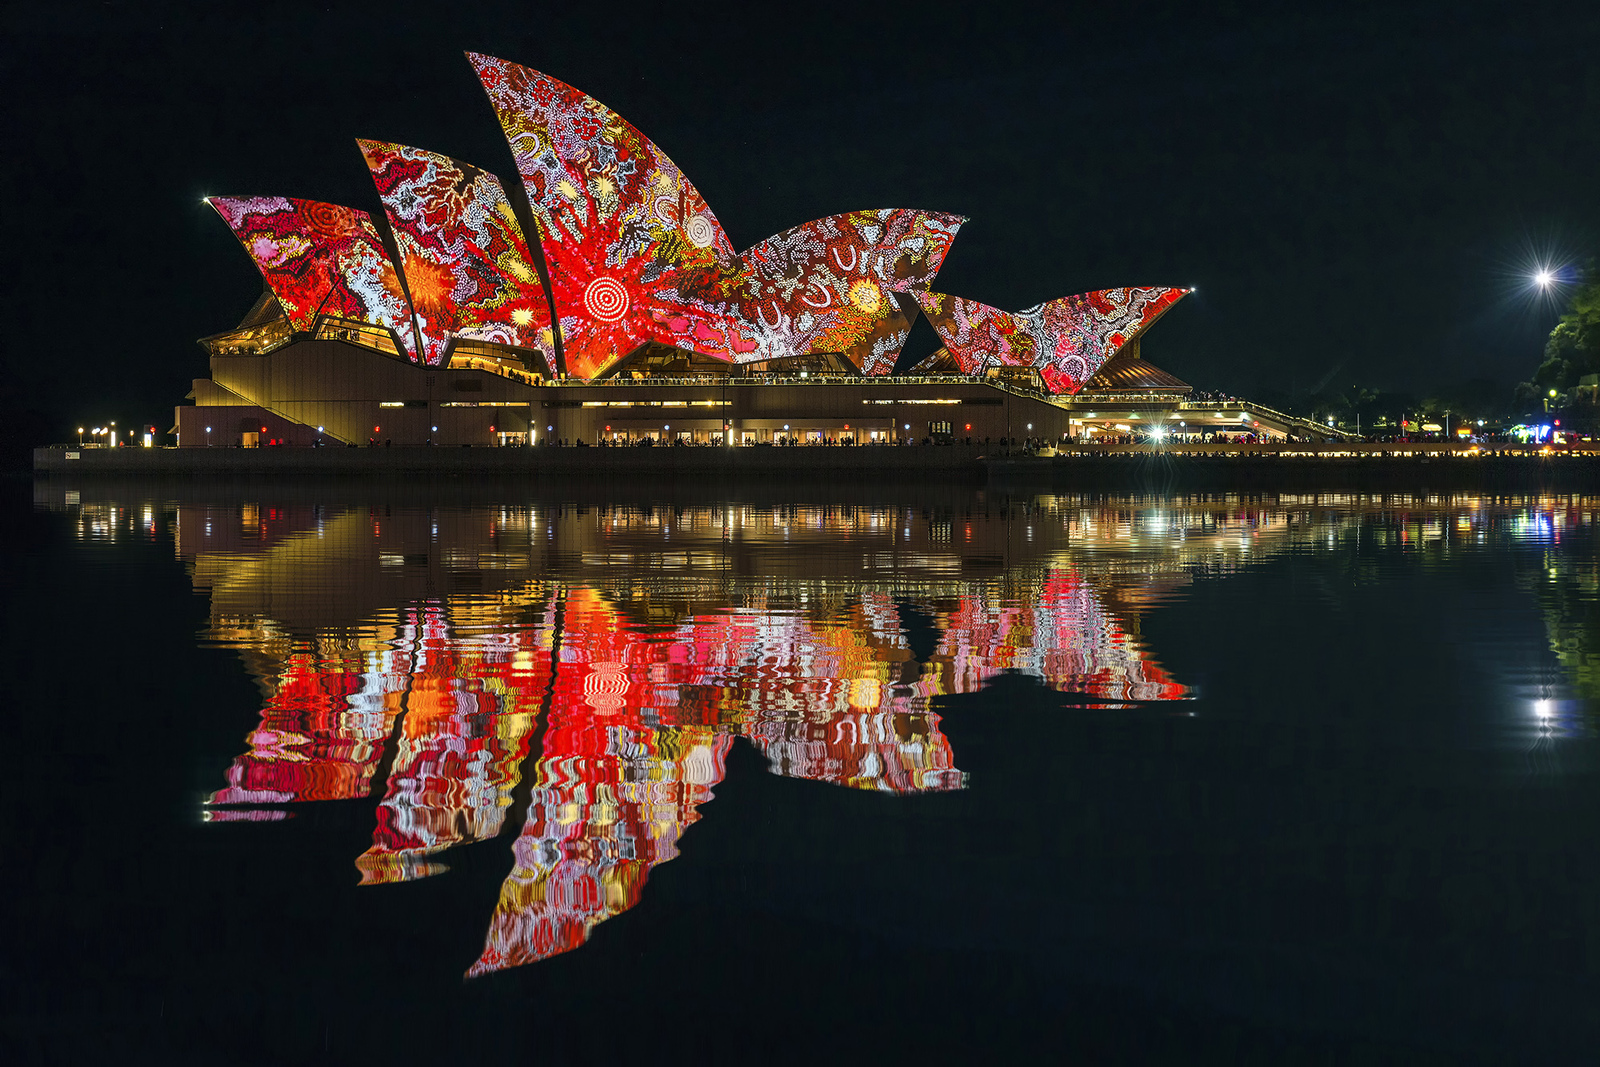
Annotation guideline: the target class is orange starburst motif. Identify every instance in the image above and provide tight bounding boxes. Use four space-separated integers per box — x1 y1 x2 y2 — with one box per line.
848 278 882 315
405 258 456 315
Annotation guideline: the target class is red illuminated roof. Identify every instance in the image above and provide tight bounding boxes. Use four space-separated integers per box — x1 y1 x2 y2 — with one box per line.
916 287 1191 394
360 140 556 367
204 56 1188 385
207 196 418 359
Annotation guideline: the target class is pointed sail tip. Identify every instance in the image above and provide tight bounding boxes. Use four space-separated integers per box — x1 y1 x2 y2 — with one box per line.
355 138 410 167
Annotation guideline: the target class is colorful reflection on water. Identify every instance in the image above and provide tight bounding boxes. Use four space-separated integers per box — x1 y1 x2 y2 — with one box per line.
157 496 1205 974
49 487 1600 976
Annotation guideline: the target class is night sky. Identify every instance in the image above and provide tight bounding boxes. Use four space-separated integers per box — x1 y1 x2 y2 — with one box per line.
4 0 1597 449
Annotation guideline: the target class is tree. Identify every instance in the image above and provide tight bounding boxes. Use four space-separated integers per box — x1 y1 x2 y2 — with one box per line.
1525 260 1600 398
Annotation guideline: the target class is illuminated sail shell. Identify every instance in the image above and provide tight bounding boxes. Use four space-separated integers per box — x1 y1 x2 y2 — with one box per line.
359 140 556 367
468 53 757 377
469 54 963 376
207 196 418 359
714 209 966 372
915 287 1189 394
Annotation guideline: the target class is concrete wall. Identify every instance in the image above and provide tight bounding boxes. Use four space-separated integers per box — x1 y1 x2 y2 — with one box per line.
202 340 520 447
180 339 1085 448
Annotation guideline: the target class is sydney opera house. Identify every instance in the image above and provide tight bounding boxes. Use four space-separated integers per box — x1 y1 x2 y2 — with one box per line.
177 53 1196 448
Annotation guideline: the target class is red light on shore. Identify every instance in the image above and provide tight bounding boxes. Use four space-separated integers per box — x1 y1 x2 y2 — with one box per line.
374 426 380 432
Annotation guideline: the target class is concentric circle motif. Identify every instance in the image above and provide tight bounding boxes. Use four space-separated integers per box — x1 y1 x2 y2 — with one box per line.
1058 354 1090 383
685 214 715 249
299 199 358 239
583 276 630 322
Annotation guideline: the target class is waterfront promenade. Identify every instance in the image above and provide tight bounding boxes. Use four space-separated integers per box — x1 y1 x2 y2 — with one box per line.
31 442 987 477
31 440 1600 488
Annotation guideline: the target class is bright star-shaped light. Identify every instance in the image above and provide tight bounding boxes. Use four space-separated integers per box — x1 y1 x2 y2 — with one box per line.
1536 269 1555 287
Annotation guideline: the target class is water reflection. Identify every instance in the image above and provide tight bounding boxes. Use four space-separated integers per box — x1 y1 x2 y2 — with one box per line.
44 485 1600 974
186 505 1191 974
161 492 1209 972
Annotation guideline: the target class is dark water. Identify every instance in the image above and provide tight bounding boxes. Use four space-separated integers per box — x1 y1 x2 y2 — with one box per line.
7 479 1600 1063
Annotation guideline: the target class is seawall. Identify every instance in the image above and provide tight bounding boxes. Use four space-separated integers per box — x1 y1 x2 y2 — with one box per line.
32 443 987 479
34 442 1600 491
989 449 1600 490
